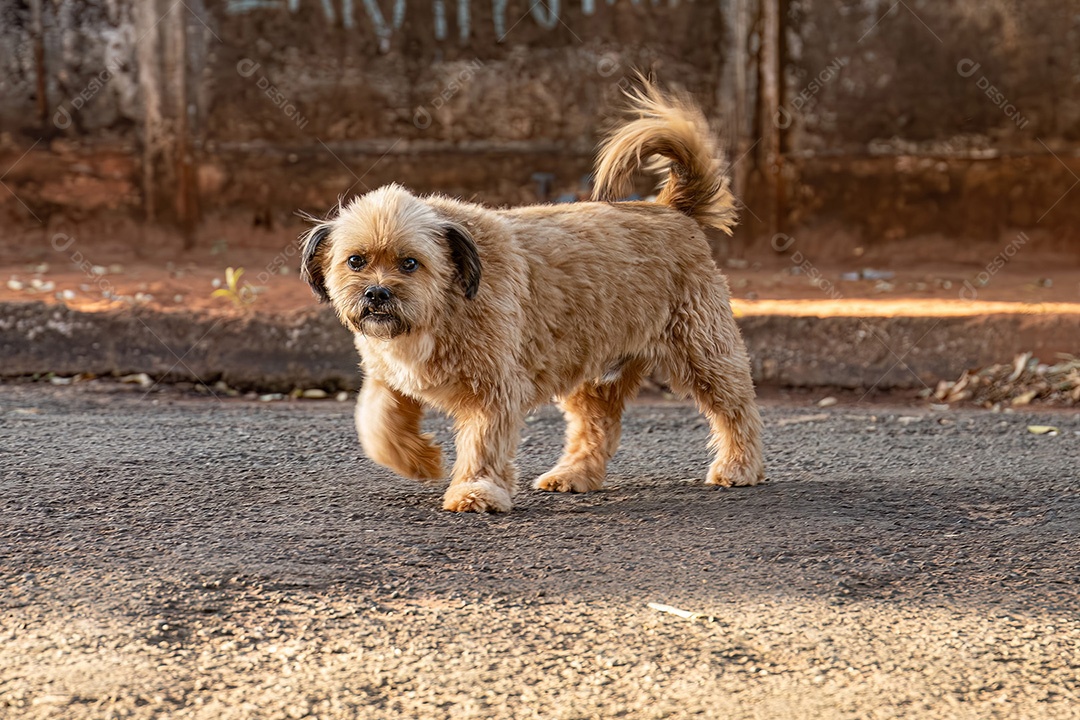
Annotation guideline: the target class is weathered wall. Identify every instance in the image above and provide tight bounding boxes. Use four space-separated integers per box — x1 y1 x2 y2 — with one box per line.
767 0 1080 244
1 0 1078 249
1 0 736 236
199 0 731 217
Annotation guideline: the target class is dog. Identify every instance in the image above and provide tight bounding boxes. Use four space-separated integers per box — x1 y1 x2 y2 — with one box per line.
299 80 764 512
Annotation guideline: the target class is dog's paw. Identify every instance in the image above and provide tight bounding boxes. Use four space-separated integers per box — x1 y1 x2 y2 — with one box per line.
706 458 765 487
368 433 444 483
398 435 445 482
442 479 514 513
533 464 605 493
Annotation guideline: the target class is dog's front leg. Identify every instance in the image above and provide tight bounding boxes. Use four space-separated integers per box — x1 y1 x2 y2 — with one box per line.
355 376 444 481
442 407 523 513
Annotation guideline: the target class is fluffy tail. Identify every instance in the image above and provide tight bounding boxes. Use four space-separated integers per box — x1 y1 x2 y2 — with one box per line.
592 79 737 235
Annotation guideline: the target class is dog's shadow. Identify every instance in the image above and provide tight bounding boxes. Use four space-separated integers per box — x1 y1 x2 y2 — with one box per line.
389 404 740 518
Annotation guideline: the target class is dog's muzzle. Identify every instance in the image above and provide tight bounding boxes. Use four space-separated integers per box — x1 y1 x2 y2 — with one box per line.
355 287 408 338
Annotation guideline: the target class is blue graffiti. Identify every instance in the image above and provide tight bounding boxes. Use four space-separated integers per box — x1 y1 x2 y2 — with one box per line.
225 0 678 43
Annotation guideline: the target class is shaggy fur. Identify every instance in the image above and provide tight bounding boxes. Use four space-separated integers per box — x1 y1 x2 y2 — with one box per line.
300 80 765 513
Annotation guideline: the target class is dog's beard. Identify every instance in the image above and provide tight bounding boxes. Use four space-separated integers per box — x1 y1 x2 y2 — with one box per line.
348 303 410 339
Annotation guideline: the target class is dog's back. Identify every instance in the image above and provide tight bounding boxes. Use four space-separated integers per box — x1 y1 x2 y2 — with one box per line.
592 78 737 236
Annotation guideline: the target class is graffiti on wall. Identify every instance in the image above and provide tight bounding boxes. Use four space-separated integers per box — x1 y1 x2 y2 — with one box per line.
225 0 679 46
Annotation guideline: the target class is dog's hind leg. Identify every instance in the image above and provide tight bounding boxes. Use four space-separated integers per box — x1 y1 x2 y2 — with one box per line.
667 284 765 487
534 360 646 493
355 377 444 481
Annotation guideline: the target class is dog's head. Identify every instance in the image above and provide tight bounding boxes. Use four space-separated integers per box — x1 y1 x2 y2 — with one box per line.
299 185 481 340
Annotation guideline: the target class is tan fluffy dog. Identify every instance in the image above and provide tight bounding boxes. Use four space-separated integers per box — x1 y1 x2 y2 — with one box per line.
300 81 764 512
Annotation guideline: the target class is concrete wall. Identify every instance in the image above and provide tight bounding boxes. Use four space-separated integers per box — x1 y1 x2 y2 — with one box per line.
1 0 1078 249
767 0 1080 244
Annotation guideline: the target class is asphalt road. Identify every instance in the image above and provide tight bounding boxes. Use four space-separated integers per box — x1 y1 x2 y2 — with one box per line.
2 382 1078 719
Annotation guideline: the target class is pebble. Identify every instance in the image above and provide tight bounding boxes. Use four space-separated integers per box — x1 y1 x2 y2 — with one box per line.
31 694 72 706
213 381 240 397
301 389 328 399
817 396 838 407
7 279 24 291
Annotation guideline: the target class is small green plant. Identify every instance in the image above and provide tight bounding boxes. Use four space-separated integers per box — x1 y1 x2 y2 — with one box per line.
211 267 262 308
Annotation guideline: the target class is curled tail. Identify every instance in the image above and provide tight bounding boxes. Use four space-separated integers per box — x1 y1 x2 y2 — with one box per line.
592 79 737 235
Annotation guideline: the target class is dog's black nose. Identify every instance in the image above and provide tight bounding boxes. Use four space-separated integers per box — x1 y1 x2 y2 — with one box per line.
364 285 392 304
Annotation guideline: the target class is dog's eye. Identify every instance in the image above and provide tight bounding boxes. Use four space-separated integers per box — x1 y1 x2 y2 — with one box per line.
346 255 367 271
400 258 419 273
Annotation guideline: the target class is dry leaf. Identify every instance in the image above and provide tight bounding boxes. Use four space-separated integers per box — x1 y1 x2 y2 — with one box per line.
935 352 1079 408
1011 390 1038 406
647 603 709 621
1008 352 1032 383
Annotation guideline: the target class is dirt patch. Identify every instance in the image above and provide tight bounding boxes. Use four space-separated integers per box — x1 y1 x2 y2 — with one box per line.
2 231 1077 318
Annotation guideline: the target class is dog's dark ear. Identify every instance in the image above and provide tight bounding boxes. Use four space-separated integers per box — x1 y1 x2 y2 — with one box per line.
299 223 333 303
444 224 481 299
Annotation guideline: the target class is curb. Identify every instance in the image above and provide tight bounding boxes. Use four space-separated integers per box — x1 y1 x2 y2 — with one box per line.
739 312 1076 390
2 301 1076 391
1 302 358 392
